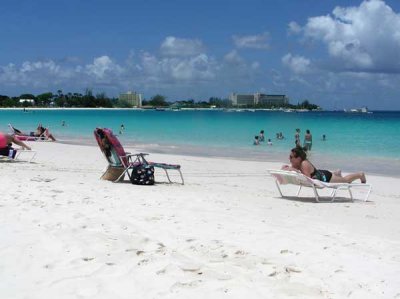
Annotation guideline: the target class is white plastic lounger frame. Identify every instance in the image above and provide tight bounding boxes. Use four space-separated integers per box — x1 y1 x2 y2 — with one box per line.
0 150 37 163
15 150 37 163
269 170 372 202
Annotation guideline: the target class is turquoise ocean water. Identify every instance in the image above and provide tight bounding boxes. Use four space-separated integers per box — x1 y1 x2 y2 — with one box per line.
1 109 399 176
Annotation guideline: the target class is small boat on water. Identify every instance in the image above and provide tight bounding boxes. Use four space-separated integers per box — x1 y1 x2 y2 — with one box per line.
283 109 294 113
344 107 372 114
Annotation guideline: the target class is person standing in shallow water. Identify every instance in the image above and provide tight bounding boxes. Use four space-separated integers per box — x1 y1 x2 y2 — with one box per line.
253 135 260 145
304 129 312 151
259 130 265 142
119 124 125 135
294 128 301 147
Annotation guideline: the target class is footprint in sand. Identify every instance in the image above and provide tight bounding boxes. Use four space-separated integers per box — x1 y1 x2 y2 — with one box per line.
43 264 54 269
234 250 247 256
30 177 56 183
170 280 202 290
156 264 183 276
51 189 64 193
285 266 302 273
137 258 149 266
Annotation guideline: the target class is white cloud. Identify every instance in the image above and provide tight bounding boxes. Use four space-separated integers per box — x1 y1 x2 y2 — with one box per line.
302 0 400 73
84 56 123 79
139 52 217 82
288 21 302 35
160 36 205 57
0 60 70 87
232 32 270 49
223 50 245 65
20 60 60 73
251 61 260 70
271 69 285 87
282 53 311 74
0 56 125 90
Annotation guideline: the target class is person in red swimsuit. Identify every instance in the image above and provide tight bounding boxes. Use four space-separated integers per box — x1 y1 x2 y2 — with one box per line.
0 132 31 150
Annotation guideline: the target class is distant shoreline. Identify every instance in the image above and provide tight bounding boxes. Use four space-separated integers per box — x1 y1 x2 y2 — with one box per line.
0 107 142 111
1 107 398 112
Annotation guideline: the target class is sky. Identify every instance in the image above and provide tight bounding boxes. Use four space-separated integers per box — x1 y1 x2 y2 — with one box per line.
1 0 400 109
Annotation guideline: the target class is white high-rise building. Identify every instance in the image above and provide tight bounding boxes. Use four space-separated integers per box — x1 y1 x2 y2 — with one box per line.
119 91 142 107
229 93 256 106
229 93 288 107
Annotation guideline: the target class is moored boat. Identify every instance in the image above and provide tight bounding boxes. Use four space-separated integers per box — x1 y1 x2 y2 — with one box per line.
344 107 371 113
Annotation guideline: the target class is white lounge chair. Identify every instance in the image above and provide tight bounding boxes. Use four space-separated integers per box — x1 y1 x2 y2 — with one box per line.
0 149 36 163
269 170 372 202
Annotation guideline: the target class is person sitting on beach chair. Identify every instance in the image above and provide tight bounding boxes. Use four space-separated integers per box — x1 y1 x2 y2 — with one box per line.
35 124 56 141
0 132 31 159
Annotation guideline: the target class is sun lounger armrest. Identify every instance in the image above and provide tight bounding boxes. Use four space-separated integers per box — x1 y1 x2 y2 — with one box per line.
123 153 150 164
125 153 149 158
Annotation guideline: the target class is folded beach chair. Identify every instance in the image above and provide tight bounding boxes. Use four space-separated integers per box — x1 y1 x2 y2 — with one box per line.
94 128 184 184
269 170 372 202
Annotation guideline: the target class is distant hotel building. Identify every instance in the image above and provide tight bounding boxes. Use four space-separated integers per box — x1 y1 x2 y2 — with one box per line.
229 93 289 107
19 99 35 104
119 91 142 107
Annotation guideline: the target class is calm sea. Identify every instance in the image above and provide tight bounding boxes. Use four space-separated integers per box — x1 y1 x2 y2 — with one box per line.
1 109 399 176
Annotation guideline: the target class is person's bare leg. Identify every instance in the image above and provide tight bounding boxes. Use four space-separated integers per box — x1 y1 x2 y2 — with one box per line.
333 169 342 177
45 130 56 141
330 172 366 184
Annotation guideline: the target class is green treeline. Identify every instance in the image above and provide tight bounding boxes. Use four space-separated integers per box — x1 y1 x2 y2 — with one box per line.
0 90 320 110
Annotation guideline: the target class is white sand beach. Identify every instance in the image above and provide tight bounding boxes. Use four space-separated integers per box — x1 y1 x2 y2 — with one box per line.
1 142 399 299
